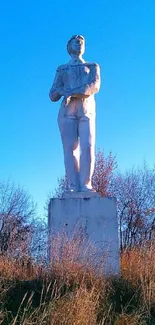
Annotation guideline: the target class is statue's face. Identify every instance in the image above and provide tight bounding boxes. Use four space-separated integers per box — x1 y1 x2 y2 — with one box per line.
70 37 85 56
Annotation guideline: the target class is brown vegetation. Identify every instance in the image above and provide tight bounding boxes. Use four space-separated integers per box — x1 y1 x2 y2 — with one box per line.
0 232 155 325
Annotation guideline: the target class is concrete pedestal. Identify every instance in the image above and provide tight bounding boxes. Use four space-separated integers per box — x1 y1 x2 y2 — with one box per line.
48 193 120 275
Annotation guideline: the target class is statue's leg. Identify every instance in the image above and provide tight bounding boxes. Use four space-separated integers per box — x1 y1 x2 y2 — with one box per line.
58 116 80 192
79 116 95 191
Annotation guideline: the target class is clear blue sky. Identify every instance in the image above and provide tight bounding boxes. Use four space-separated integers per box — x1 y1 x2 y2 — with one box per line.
0 0 155 216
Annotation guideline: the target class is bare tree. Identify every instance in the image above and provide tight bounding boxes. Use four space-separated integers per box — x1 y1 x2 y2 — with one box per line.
92 150 117 196
30 216 48 262
0 179 36 256
113 164 155 251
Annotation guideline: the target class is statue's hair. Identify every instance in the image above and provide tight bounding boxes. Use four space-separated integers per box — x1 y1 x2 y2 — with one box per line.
67 35 85 55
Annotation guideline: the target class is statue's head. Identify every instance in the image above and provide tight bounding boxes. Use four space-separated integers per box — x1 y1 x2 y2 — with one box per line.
67 35 85 56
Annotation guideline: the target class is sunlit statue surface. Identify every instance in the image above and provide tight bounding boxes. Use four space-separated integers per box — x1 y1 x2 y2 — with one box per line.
49 35 101 192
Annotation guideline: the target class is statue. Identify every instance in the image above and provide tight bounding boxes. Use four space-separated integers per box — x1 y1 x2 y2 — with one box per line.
49 35 101 192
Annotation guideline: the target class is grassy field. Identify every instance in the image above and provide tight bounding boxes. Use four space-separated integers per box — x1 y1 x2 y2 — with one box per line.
0 236 155 324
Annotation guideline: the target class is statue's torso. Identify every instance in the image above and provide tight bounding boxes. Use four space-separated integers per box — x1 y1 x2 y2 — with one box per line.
58 62 97 119
58 62 97 91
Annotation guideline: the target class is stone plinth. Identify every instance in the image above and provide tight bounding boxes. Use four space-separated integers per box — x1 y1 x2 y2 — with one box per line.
48 194 120 275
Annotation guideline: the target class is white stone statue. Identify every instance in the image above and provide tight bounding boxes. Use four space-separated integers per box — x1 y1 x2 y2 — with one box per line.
49 35 101 192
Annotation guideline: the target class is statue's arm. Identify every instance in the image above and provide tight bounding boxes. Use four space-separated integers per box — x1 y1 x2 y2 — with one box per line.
49 67 64 102
71 64 100 98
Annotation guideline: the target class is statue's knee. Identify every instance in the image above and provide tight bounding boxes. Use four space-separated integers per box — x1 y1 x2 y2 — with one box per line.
64 144 76 153
81 142 92 152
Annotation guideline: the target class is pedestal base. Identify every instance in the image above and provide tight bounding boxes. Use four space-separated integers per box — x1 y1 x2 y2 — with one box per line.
48 195 120 275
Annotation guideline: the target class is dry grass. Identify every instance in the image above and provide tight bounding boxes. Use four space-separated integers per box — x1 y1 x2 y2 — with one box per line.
50 285 99 325
114 313 146 325
49 229 104 286
0 255 45 281
0 233 155 324
121 243 155 310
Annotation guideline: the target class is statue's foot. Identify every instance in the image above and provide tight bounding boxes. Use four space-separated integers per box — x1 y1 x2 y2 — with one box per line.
80 186 96 192
69 187 80 192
